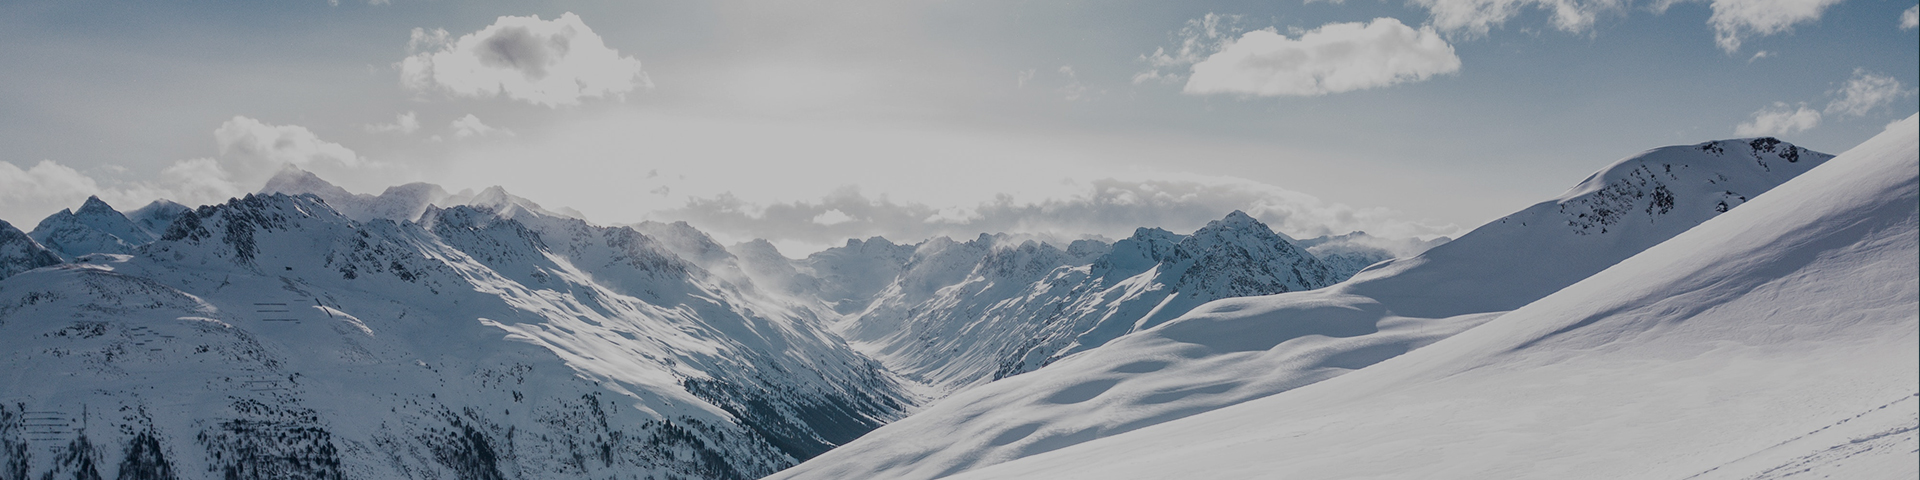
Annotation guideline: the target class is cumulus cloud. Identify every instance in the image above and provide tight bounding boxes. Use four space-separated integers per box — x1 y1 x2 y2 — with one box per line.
450 114 512 138
1825 69 1913 117
215 116 363 181
400 12 651 107
1735 102 1822 136
366 111 421 134
1706 0 1846 52
1181 18 1460 97
650 178 1458 253
1904 5 1918 29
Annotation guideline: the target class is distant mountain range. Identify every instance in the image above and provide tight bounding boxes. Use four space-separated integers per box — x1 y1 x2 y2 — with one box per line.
2 126 1901 480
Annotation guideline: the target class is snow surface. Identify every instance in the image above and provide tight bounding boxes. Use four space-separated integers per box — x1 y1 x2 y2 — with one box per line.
932 115 1920 479
769 136 1840 480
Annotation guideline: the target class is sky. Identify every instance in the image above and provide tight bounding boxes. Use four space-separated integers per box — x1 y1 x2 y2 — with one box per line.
1 0 1915 255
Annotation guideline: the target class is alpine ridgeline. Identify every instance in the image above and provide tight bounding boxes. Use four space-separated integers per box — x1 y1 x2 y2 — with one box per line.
0 184 913 479
769 137 1840 480
834 211 1344 394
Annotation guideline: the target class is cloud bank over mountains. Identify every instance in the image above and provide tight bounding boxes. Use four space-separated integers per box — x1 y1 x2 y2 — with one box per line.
653 177 1457 254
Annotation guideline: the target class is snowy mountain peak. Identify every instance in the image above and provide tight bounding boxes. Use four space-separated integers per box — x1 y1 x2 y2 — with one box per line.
28 196 154 260
74 195 115 216
260 164 353 200
0 219 62 280
127 199 190 238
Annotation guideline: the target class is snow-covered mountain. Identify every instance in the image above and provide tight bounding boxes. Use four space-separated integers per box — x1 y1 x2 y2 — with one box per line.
0 219 61 280
938 115 1918 480
767 136 1841 479
836 211 1341 393
28 196 159 260
1293 231 1448 280
0 187 914 478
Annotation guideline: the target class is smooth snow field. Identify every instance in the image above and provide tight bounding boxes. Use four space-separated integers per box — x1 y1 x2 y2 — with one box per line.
930 116 1919 479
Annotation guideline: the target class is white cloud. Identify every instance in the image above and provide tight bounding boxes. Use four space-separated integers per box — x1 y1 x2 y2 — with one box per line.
0 160 104 224
652 177 1458 252
1183 18 1461 97
1904 5 1918 29
1057 66 1093 101
366 111 421 134
1707 0 1846 52
214 116 362 182
1410 0 1627 36
400 12 651 107
812 209 854 225
1735 102 1822 136
1826 69 1914 117
1135 13 1243 85
450 114 512 138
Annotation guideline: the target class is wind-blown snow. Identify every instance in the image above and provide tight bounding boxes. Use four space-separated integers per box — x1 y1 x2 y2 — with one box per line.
940 115 1920 479
770 136 1838 480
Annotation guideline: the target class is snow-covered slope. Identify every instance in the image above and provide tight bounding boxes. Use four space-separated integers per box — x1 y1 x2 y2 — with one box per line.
0 219 61 280
945 115 1918 480
768 137 1837 480
838 211 1340 393
0 191 913 479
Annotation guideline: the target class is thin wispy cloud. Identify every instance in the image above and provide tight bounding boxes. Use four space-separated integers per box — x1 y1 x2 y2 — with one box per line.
1135 13 1244 85
1412 0 1629 36
450 114 512 138
400 13 651 107
366 111 421 134
1825 69 1914 117
1706 0 1848 52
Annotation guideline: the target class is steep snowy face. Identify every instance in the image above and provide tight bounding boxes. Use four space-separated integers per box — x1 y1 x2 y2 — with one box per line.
28 196 153 260
836 212 1337 394
0 219 61 280
126 199 190 239
1345 136 1834 318
769 138 1838 480
800 237 918 315
943 117 1918 480
0 192 914 480
730 239 825 300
